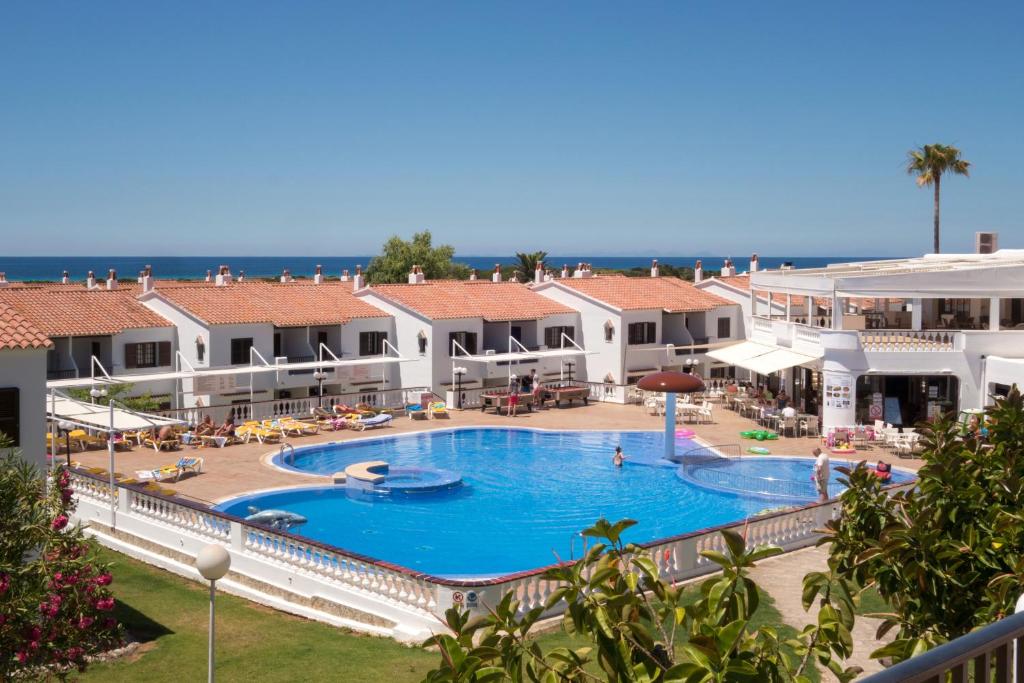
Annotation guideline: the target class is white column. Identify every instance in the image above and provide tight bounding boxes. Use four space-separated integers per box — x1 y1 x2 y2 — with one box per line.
785 294 792 322
767 292 773 320
990 297 1000 331
664 393 676 460
911 298 923 331
831 294 842 330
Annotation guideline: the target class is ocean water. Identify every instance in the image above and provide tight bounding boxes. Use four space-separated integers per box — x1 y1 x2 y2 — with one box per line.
0 255 893 282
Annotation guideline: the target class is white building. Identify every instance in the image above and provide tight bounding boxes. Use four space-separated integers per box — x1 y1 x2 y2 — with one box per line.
356 273 581 397
0 301 52 469
734 250 1024 431
532 267 741 388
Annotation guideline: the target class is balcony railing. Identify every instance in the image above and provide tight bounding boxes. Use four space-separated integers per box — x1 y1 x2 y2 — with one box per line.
47 368 78 380
859 330 962 352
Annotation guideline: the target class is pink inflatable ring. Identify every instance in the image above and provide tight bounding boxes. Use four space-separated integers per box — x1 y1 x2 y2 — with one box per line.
675 428 696 438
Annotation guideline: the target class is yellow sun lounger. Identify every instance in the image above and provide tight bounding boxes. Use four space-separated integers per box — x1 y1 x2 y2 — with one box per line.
135 457 204 483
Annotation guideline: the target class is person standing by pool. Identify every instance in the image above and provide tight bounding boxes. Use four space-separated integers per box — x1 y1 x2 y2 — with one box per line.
812 447 830 501
613 446 625 467
507 390 519 417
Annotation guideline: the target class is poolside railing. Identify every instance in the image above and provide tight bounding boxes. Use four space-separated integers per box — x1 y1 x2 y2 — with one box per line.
66 467 915 641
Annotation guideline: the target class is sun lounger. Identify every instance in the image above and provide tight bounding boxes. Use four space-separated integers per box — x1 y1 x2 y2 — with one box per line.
236 423 282 444
135 456 204 483
277 417 319 435
430 402 449 419
407 404 427 420
69 429 107 450
143 435 181 452
346 413 393 431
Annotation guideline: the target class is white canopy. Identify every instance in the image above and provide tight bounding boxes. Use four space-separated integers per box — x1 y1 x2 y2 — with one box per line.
457 351 541 364
707 341 821 375
706 341 775 366
47 396 183 433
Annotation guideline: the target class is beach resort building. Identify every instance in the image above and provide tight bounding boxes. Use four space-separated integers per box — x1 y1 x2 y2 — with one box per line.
356 270 582 400
0 300 51 468
531 264 741 390
728 249 1024 432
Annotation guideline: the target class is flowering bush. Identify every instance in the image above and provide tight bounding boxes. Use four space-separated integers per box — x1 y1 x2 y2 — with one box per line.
0 446 122 679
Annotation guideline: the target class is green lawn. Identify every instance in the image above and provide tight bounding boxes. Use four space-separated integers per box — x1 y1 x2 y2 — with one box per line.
81 548 816 682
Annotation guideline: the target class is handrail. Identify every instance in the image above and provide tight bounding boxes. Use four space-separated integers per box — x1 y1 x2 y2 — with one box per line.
860 609 1024 682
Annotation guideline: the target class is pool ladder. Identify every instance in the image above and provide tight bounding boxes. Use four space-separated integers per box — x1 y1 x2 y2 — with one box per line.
280 442 295 464
569 532 590 561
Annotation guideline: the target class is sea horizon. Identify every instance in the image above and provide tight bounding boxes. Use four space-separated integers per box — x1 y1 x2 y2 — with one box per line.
0 254 896 282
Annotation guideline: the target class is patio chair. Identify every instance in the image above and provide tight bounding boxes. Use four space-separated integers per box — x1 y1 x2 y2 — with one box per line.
698 401 713 424
780 416 797 438
798 418 819 438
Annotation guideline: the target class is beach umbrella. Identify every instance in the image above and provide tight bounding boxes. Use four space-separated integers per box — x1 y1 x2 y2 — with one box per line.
637 371 705 460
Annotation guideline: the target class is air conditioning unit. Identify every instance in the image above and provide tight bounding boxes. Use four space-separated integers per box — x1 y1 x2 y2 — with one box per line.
976 231 999 254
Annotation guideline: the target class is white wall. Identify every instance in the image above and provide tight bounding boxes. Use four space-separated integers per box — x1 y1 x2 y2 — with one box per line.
356 292 437 391
0 348 48 470
533 284 624 384
112 327 178 398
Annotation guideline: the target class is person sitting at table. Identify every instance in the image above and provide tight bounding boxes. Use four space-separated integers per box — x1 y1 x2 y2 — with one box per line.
760 386 774 404
775 389 789 410
725 381 738 395
781 404 797 420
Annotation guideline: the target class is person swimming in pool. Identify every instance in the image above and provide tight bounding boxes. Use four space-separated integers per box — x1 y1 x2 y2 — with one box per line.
613 446 626 467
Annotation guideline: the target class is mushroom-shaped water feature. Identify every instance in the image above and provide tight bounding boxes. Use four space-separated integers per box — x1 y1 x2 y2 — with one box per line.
637 371 705 460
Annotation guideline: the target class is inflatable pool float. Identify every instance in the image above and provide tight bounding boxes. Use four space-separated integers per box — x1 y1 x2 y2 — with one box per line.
741 430 779 441
747 446 771 455
830 446 857 455
675 428 696 438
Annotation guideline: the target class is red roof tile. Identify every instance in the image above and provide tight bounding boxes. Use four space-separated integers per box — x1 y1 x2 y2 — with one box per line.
366 281 575 321
0 301 53 350
0 288 172 337
554 275 733 312
156 282 388 326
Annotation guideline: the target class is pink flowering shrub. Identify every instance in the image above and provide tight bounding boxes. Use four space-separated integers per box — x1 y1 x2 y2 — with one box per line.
0 449 122 679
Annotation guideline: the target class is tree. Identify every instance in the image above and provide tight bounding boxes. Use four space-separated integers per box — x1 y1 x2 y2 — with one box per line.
366 231 471 284
906 144 970 254
513 251 548 282
423 519 861 682
824 387 1024 664
67 383 160 413
0 443 122 678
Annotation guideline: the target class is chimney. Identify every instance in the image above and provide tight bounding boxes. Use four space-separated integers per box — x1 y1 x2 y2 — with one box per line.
408 265 420 285
61 270 70 285
573 262 583 278
215 265 232 287
141 268 154 293
340 269 350 282
492 264 502 282
106 269 118 290
650 259 659 278
721 259 736 277
417 266 425 284
534 261 544 284
85 271 96 289
353 264 365 290
750 253 759 273
578 263 593 278
0 273 7 289
313 264 324 284
137 270 145 284
694 260 703 283
205 269 213 283
469 268 478 281
561 264 569 278
280 268 293 284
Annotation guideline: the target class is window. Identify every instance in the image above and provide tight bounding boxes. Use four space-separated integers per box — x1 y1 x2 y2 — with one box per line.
273 333 282 358
417 332 428 355
359 331 388 356
90 341 102 360
448 331 478 356
195 336 205 362
317 331 329 352
231 338 254 365
627 322 656 345
544 326 574 348
124 342 171 369
0 388 20 446
510 326 523 344
717 317 731 339
604 322 615 343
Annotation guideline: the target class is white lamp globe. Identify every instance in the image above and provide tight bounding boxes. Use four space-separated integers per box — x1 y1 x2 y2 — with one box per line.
196 544 231 581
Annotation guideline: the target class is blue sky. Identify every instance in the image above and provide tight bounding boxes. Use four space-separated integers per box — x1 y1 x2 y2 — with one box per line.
1 1 1021 257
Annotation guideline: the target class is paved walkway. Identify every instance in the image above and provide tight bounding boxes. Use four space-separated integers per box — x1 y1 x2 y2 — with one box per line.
748 544 889 680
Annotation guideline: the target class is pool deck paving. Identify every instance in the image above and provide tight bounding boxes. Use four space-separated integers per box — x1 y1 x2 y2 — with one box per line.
68 400 922 504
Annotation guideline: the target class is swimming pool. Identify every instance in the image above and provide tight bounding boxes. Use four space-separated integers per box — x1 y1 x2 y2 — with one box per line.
217 428 909 578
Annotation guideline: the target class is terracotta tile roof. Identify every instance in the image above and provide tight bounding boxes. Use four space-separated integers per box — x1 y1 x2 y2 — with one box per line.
713 275 751 290
0 288 172 337
0 301 53 350
554 275 733 313
366 281 575 321
156 282 388 326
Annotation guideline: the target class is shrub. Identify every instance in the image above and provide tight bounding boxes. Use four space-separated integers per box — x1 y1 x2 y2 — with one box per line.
0 448 122 678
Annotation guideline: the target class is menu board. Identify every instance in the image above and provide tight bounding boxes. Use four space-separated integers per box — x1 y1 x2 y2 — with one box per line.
824 373 853 410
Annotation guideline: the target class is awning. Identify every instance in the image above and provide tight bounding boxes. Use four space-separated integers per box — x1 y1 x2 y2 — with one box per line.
46 396 184 433
741 348 821 376
706 341 821 375
457 351 541 364
706 341 775 366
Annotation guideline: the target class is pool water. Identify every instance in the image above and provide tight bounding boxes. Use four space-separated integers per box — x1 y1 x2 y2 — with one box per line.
216 428 905 578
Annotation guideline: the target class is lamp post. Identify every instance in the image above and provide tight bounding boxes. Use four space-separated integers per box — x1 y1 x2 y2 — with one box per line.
89 386 108 404
684 357 699 374
565 361 575 384
313 371 327 409
196 544 231 683
453 367 467 410
58 420 73 467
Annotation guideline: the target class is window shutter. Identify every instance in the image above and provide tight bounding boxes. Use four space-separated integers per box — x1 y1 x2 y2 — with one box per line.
124 344 138 369
157 341 171 367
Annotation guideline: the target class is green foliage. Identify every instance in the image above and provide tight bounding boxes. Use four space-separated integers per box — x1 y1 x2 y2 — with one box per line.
513 252 548 282
906 143 971 188
422 519 860 682
617 265 719 282
823 387 1024 663
0 447 122 678
67 383 161 413
366 231 471 284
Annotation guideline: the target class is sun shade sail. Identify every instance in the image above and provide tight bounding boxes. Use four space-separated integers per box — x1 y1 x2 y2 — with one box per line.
46 396 183 432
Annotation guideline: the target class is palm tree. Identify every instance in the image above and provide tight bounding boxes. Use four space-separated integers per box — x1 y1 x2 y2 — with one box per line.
906 144 971 253
514 251 548 281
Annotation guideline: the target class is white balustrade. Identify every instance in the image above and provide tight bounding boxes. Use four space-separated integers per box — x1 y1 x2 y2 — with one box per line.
795 326 821 346
128 490 231 541
68 470 114 502
859 329 961 352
